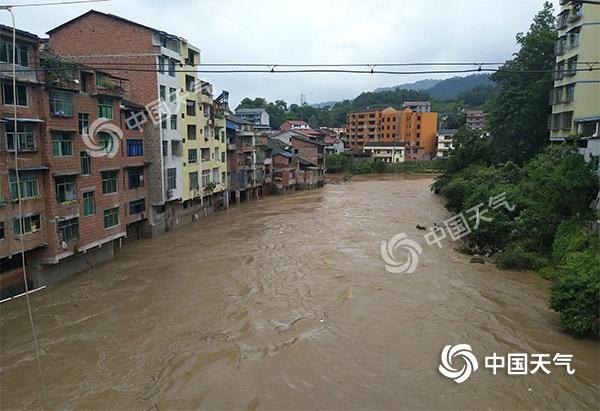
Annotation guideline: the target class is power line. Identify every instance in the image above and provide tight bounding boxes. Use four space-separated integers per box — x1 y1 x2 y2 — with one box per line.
2 66 599 75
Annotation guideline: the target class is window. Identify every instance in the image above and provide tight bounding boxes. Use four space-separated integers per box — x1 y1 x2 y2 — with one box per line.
52 132 73 156
169 87 177 103
570 30 580 48
161 114 167 129
555 61 565 80
185 75 195 92
55 176 76 203
101 170 118 194
202 169 210 188
9 172 38 200
0 39 29 66
49 89 72 115
129 199 145 215
201 148 210 161
187 124 197 140
103 207 119 229
80 151 92 175
189 171 199 190
158 56 165 73
160 85 166 101
0 222 4 240
13 214 41 236
186 99 196 116
128 167 144 189
162 140 168 156
212 168 220 184
127 139 143 156
168 59 176 77
171 140 182 157
561 111 574 129
188 148 198 163
78 113 89 135
215 147 220 161
2 83 28 106
221 152 226 163
96 73 107 88
97 97 113 119
170 114 177 130
83 191 95 216
167 168 177 190
565 84 575 102
5 123 35 151
80 72 89 92
58 218 79 243
98 132 115 156
567 56 578 76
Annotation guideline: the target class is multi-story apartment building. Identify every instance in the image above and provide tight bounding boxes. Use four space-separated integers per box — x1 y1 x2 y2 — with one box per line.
47 10 228 234
549 0 600 141
466 110 487 130
234 108 271 130
363 142 407 163
0 25 149 296
346 107 438 156
225 114 271 204
436 129 458 158
402 101 431 112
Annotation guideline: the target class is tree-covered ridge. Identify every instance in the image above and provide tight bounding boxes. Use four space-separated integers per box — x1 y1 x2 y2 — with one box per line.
236 75 498 129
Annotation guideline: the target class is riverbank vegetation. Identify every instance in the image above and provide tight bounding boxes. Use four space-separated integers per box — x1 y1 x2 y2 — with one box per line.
325 153 446 175
432 2 600 337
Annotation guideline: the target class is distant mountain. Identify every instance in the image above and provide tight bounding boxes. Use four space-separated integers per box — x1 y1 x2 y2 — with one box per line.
311 100 338 108
374 79 441 92
428 74 495 100
372 74 495 100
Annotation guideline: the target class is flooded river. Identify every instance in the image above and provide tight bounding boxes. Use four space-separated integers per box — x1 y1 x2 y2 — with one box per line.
1 176 598 409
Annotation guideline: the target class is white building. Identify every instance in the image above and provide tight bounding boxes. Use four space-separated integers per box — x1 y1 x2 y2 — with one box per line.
402 101 431 112
235 108 271 130
436 129 458 158
364 142 407 163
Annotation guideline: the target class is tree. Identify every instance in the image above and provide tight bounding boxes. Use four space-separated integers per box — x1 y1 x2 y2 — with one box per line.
325 154 343 172
486 2 557 164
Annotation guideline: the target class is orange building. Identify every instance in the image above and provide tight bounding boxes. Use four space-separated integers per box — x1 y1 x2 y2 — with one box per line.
346 107 438 156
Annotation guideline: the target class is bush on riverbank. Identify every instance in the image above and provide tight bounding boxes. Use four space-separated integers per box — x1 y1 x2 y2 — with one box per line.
548 221 600 337
325 153 446 175
434 144 599 337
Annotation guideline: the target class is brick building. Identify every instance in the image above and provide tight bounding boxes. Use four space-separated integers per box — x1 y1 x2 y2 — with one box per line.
47 10 228 236
346 106 438 156
0 25 149 296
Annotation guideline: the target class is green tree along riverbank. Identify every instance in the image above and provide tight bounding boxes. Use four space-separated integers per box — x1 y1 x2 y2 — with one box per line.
432 2 599 338
325 153 446 175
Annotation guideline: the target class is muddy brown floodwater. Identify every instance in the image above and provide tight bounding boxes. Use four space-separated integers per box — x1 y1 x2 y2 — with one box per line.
1 176 598 410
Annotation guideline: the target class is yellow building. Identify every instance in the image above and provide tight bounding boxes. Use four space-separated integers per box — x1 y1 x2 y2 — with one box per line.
178 42 227 204
550 1 600 140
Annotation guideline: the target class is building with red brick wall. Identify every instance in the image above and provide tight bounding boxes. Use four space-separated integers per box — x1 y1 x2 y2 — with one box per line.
47 10 230 236
0 24 151 296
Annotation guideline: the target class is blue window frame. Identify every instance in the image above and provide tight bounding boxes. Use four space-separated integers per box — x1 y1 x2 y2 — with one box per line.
127 139 143 156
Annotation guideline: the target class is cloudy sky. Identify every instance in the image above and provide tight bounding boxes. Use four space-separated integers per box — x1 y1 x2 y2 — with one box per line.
2 0 558 107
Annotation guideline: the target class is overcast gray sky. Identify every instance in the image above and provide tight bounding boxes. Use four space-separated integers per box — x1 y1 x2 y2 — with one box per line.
2 0 558 107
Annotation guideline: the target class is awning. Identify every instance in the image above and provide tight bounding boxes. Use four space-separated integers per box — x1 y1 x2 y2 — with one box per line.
52 170 80 177
9 166 49 172
1 117 45 123
49 127 77 132
575 116 600 123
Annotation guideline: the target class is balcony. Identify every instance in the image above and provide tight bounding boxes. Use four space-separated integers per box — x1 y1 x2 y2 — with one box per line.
227 143 237 151
240 145 255 153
